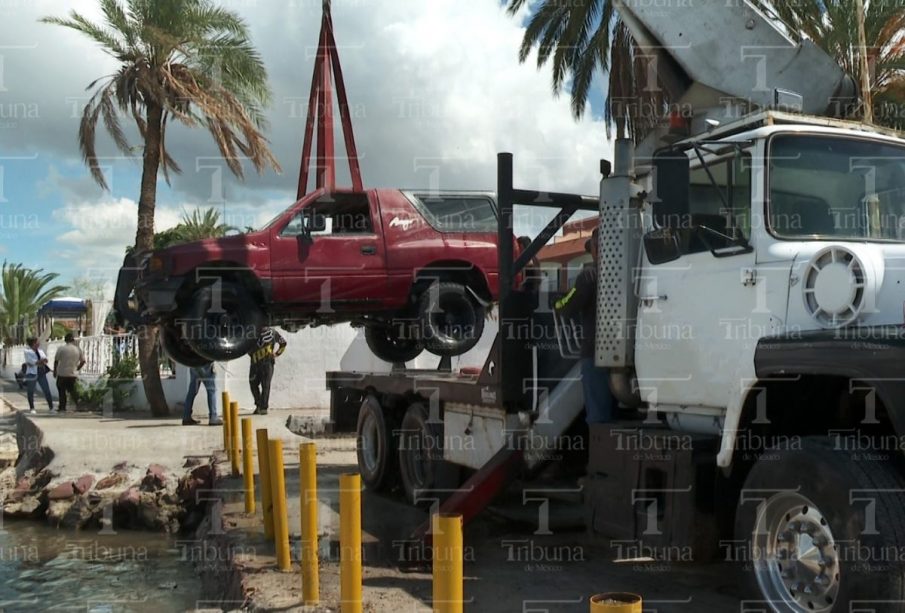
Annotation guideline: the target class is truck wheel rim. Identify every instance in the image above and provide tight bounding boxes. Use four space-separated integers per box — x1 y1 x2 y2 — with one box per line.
431 294 475 342
359 412 381 475
754 491 840 613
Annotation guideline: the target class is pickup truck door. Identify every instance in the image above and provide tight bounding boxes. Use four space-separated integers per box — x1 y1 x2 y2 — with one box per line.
269 193 388 308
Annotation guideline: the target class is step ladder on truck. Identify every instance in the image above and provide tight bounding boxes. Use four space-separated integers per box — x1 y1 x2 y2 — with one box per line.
328 1 905 610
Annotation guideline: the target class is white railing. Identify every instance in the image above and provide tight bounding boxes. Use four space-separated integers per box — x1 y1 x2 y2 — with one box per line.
3 333 174 379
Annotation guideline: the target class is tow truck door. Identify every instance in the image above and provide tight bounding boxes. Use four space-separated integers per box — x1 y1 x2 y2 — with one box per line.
269 192 388 308
634 152 767 411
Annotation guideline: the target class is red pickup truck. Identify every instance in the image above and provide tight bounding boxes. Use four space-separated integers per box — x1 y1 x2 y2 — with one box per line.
115 188 510 365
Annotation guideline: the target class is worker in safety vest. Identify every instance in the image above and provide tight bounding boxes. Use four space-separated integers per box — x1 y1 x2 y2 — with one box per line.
554 228 615 424
248 327 287 415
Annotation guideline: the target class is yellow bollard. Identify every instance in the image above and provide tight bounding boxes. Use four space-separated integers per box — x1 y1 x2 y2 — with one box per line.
241 418 255 514
299 442 319 605
256 428 274 539
269 439 291 571
339 473 362 613
432 513 463 613
222 392 231 456
589 593 642 613
229 401 240 477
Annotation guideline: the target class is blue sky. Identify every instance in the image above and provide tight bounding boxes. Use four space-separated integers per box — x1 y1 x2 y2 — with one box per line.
0 0 611 295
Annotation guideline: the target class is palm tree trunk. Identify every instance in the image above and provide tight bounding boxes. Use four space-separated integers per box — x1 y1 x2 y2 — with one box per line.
855 0 874 123
135 102 169 417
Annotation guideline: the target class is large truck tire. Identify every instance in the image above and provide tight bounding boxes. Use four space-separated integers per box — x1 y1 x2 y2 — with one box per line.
356 394 398 492
364 324 423 363
183 281 264 362
418 281 485 357
397 402 460 506
734 437 905 612
159 323 211 367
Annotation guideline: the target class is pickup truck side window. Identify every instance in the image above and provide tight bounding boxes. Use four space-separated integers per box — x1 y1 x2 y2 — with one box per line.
409 195 497 232
281 194 375 237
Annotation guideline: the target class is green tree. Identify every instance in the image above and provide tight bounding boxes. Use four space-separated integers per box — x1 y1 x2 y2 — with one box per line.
0 262 68 344
505 0 665 141
43 0 280 416
508 0 905 138
173 207 233 242
751 0 905 129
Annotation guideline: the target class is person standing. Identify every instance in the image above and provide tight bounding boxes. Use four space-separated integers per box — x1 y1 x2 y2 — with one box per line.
23 338 54 414
248 327 287 415
182 361 222 426
555 228 615 424
53 333 85 412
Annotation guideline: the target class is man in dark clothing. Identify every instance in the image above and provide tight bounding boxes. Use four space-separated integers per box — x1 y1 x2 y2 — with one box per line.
249 327 287 415
554 228 614 424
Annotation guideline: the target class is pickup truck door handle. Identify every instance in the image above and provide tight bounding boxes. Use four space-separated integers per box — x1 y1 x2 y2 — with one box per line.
360 245 377 255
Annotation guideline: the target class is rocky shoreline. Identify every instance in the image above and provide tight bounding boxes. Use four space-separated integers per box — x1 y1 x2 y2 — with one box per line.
1 412 219 533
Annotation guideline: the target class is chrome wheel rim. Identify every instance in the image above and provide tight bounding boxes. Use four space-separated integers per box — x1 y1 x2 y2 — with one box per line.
753 492 840 612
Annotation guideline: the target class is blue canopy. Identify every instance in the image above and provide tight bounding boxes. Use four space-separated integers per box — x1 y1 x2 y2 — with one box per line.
38 298 88 318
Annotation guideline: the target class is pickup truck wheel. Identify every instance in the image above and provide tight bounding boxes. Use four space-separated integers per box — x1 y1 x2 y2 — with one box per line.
418 282 485 357
160 324 211 368
183 281 264 361
356 395 397 492
734 437 905 611
364 324 423 363
397 402 459 506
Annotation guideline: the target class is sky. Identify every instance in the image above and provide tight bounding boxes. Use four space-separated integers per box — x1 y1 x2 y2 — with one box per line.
0 0 610 293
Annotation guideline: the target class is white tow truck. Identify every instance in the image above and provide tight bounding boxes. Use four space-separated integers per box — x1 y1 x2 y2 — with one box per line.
327 1 905 610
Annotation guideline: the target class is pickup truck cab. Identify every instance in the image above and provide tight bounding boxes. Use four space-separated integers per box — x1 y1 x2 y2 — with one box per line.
116 188 508 365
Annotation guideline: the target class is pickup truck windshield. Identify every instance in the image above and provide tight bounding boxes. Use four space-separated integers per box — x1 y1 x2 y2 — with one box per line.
769 134 905 241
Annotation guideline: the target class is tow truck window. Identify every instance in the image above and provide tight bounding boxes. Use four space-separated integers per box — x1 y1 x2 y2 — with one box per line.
676 153 751 256
769 135 905 240
281 194 374 237
412 196 497 232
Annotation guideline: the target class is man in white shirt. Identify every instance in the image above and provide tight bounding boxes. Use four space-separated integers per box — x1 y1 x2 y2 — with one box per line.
54 333 85 412
23 337 54 414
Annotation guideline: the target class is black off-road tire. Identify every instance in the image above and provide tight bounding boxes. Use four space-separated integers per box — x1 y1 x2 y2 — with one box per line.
182 280 265 362
364 324 423 363
417 282 485 357
734 437 905 612
159 324 211 367
397 402 460 506
356 394 399 492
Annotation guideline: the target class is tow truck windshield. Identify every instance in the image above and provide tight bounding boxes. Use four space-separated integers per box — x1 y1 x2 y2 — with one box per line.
769 134 905 241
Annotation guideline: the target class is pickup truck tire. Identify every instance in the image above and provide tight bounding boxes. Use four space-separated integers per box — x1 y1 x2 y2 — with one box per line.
418 282 485 357
356 394 398 492
160 324 211 368
397 402 460 506
183 281 265 362
734 437 905 611
364 324 423 363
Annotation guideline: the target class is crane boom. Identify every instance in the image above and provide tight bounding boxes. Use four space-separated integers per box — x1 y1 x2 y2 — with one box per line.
615 0 857 131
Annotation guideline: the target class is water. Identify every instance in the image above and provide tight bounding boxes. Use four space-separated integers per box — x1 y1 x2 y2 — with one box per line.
0 519 203 612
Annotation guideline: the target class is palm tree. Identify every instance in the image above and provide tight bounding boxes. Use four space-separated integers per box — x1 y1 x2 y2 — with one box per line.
750 0 905 130
43 0 281 416
0 262 68 344
509 0 905 138
505 0 667 142
176 207 233 242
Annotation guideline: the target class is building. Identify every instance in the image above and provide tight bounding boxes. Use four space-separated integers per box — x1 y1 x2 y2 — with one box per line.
536 216 597 292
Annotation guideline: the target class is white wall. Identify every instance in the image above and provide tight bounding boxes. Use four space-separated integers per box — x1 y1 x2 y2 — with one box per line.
3 319 501 413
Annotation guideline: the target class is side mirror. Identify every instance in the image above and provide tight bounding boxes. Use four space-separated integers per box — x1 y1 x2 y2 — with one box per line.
643 228 682 265
308 213 327 233
652 151 690 228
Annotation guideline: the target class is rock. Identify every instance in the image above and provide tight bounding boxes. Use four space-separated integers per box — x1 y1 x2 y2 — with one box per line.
141 464 167 491
46 499 74 526
285 414 326 437
117 487 140 507
47 481 75 500
183 457 202 468
96 473 126 490
73 474 95 495
113 461 128 471
4 494 44 517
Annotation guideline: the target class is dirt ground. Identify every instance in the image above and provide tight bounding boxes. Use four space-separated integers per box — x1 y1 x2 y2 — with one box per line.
218 433 744 612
